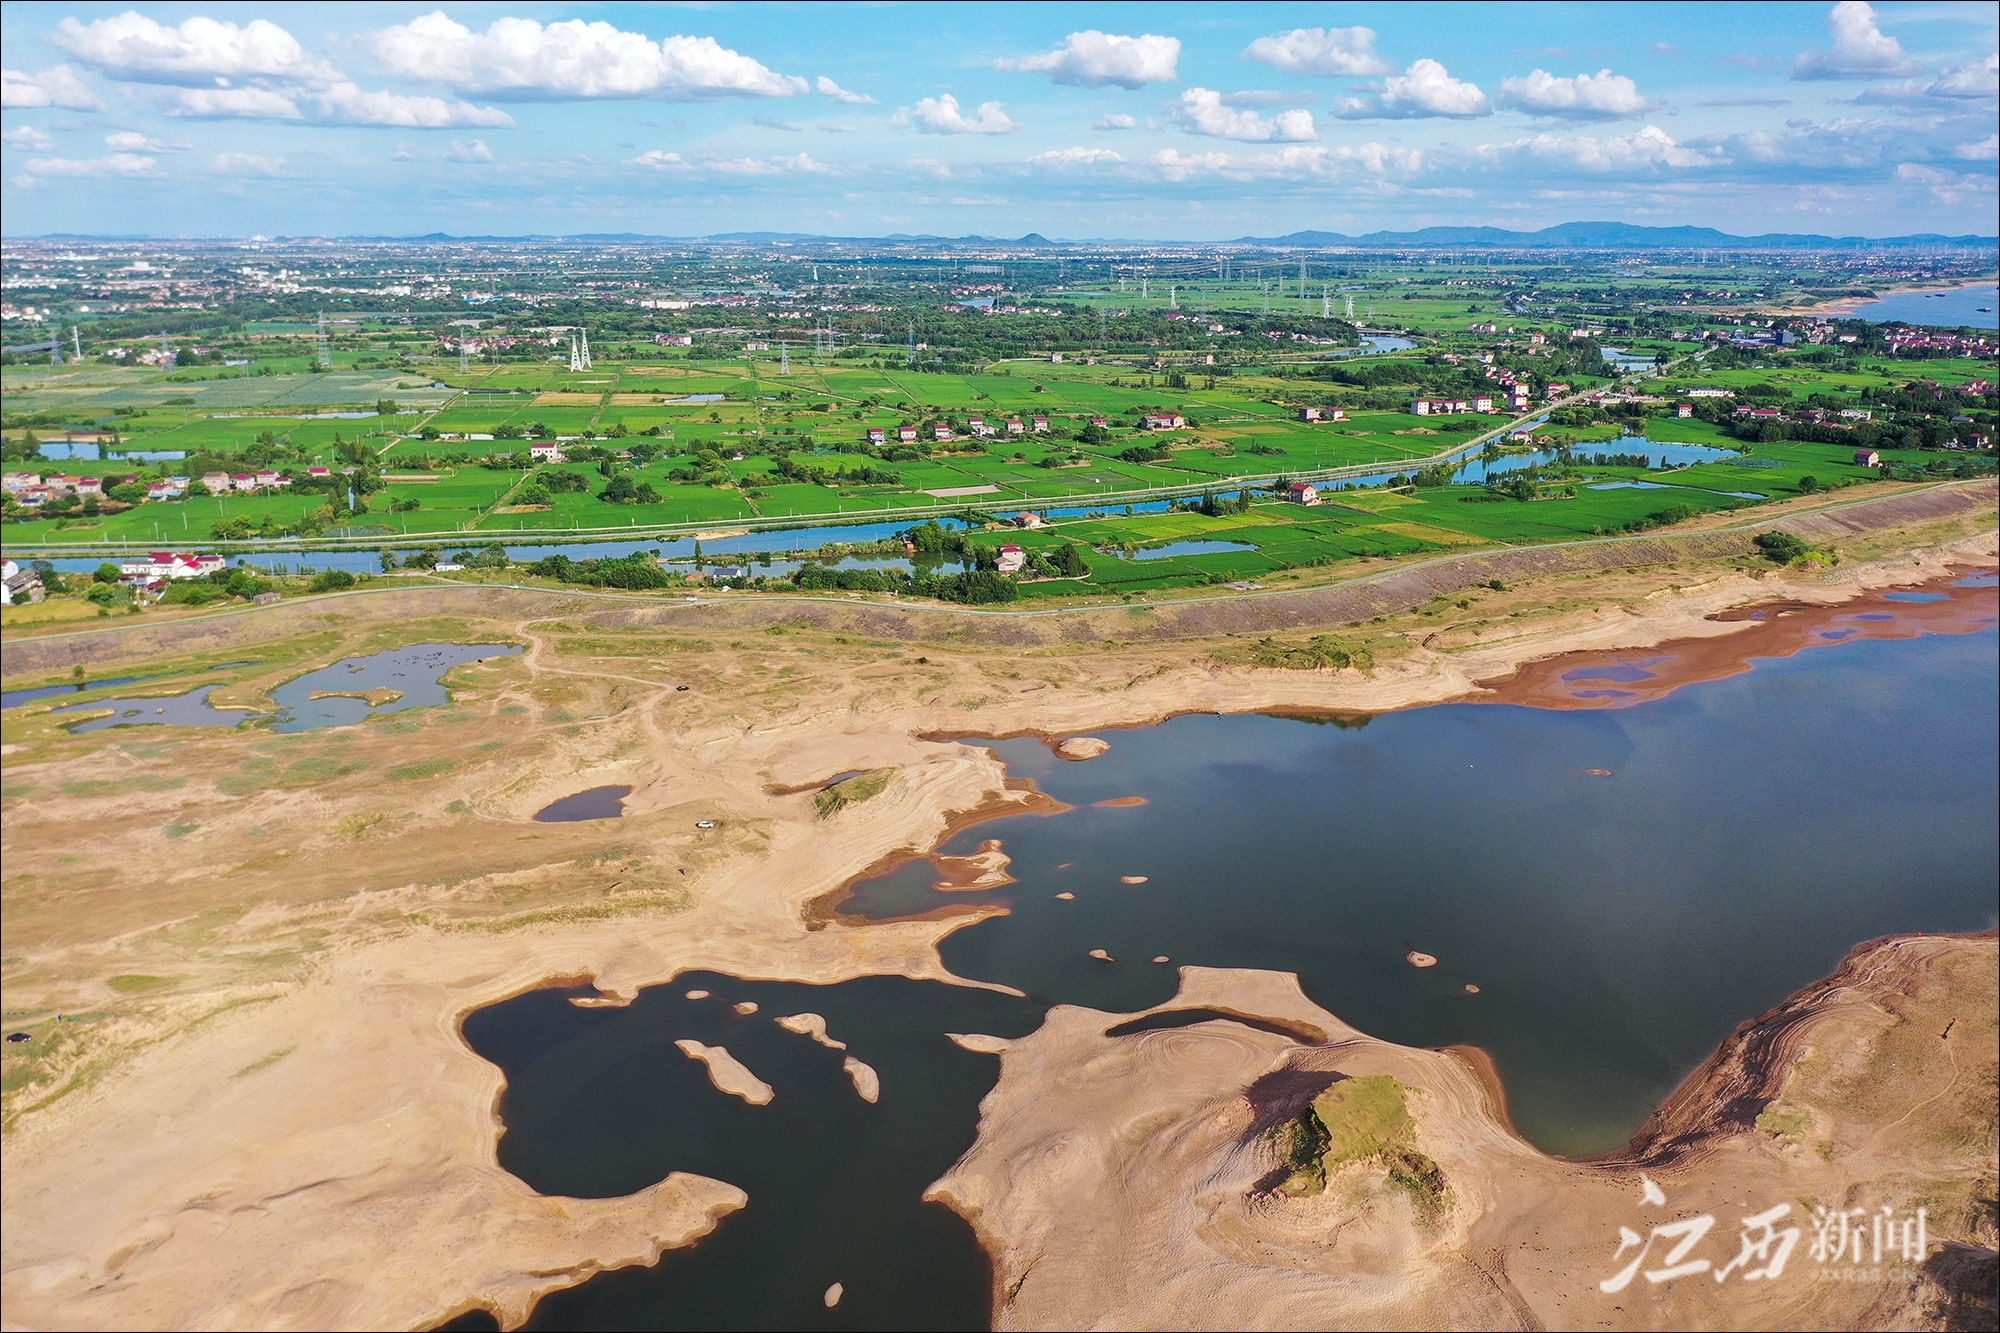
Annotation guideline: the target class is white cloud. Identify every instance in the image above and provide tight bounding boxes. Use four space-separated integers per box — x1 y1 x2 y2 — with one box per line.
997 30 1179 89
1476 124 1713 170
816 76 873 105
1895 162 1994 204
1 65 104 110
166 87 302 119
626 149 830 173
3 126 56 150
1168 88 1316 142
1498 69 1656 120
447 139 494 162
1027 147 1126 168
1333 59 1491 119
1793 2 1918 81
893 94 1016 135
1092 113 1137 131
48 13 512 128
160 81 511 127
1148 142 1419 181
314 83 514 128
209 151 283 175
51 13 338 85
105 130 188 152
816 121 857 133
371 13 805 100
22 152 158 177
1955 133 1998 161
1929 53 1998 99
1242 27 1391 77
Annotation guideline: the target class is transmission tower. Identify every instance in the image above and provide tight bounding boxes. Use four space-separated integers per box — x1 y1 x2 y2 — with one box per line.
1141 276 1148 301
1299 257 1307 295
72 326 82 359
579 328 592 370
1322 284 1330 318
1169 286 1177 310
49 336 62 366
1345 295 1355 319
780 341 790 375
906 320 915 366
159 331 174 366
568 334 582 372
1262 283 1270 315
315 312 331 369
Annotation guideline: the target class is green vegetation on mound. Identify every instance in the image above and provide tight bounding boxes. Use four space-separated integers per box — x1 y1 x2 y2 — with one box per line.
1270 1074 1450 1221
816 768 894 818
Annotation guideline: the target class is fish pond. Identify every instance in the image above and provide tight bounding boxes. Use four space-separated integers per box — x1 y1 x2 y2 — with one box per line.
455 580 1997 1331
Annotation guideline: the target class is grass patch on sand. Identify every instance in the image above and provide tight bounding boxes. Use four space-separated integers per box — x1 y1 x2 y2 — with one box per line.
106 974 175 994
385 759 458 782
1272 1075 1449 1221
816 768 894 818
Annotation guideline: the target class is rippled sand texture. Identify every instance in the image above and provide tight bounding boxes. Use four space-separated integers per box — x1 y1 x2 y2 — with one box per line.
934 937 1999 1331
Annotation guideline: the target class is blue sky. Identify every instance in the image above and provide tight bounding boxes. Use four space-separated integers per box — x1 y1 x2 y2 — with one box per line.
3 2 1995 239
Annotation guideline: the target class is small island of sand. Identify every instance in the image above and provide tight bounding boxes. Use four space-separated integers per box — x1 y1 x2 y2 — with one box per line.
674 1040 775 1105
1055 737 1111 760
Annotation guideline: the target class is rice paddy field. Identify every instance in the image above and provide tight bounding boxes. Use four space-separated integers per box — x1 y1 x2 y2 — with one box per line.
4 342 1990 599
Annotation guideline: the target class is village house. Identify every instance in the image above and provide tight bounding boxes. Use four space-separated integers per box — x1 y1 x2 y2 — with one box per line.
995 545 1027 575
1 558 46 605
530 443 564 463
1854 449 1882 467
1546 382 1570 397
1840 408 1873 421
1287 481 1320 506
1031 416 1049 433
118 551 226 587
201 470 231 492
933 424 954 442
1006 418 1025 435
1089 417 1109 428
897 425 919 442
307 465 333 479
231 473 258 492
1298 407 1322 422
1410 399 1468 416
2 471 40 492
1141 413 1185 430
1677 403 1694 418
1014 512 1045 529
866 427 886 445
1471 397 1493 414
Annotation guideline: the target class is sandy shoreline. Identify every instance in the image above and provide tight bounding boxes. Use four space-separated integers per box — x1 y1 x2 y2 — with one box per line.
935 936 1998 1330
0 487 1993 1330
1792 276 1999 318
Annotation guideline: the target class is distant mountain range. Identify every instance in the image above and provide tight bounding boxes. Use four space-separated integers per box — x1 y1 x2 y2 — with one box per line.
1229 221 1996 249
17 223 1995 249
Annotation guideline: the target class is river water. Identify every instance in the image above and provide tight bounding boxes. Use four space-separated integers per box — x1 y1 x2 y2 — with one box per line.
453 580 1998 1331
1841 283 1999 330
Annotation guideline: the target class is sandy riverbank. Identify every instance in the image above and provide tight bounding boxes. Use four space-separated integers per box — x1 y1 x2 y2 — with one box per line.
1792 277 1999 318
0 488 1993 1330
932 936 1998 1330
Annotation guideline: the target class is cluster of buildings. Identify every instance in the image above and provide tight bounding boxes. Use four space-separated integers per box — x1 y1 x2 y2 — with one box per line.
949 415 1056 440
1884 329 1995 357
3 465 306 509
116 551 228 587
1296 407 1348 422
5 470 106 506
198 469 292 493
